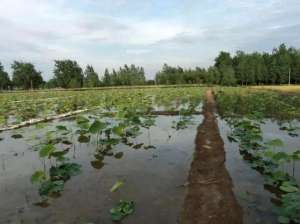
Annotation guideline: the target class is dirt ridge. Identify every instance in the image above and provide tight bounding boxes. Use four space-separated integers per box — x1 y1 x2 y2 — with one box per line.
180 89 243 224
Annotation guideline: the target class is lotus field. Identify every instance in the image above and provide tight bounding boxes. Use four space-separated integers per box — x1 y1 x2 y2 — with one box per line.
0 86 299 224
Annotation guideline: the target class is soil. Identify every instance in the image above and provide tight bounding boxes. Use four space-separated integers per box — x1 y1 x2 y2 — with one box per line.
180 89 243 224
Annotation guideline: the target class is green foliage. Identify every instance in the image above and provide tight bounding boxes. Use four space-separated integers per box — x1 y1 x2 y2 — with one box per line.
31 171 47 183
155 44 300 85
39 180 64 196
22 87 203 208
0 62 11 90
39 144 55 158
53 60 83 88
112 124 125 136
102 64 145 86
265 138 284 148
56 125 68 131
50 163 81 181
32 163 81 197
279 191 300 223
11 61 44 89
88 120 106 134
215 87 300 120
216 87 300 222
83 65 100 87
110 200 135 221
219 66 236 86
225 114 300 223
280 182 299 193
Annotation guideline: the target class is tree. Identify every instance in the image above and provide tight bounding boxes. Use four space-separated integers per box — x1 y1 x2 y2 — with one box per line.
215 51 233 68
205 67 218 85
54 60 83 88
45 78 58 89
0 62 10 90
102 68 111 86
273 44 291 84
215 51 236 86
102 65 146 86
220 66 236 86
233 51 247 85
83 65 100 87
155 64 185 85
289 47 300 83
11 61 44 89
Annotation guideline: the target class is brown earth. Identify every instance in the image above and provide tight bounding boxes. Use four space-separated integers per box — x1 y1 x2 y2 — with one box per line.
180 89 243 224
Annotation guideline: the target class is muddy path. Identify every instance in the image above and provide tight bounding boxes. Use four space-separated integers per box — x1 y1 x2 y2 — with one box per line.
180 89 243 224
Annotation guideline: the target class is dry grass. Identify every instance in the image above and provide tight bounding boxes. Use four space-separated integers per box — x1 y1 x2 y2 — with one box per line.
251 85 300 93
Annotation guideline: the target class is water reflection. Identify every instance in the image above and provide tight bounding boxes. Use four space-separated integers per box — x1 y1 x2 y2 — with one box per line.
219 117 300 224
0 115 202 224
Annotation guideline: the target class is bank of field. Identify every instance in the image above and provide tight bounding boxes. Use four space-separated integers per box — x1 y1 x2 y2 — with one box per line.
0 86 299 224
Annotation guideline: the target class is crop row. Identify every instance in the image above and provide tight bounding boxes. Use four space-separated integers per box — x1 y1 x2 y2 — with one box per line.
215 88 300 223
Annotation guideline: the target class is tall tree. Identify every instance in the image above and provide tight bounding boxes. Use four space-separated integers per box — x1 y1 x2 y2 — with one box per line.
233 51 247 85
102 65 146 86
289 47 300 83
54 60 83 88
215 51 233 68
83 65 100 87
220 66 236 86
11 61 43 89
273 44 291 84
102 68 111 86
205 66 219 85
215 51 236 85
0 62 11 90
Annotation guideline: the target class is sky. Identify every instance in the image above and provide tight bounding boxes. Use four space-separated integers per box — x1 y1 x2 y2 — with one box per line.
0 0 299 80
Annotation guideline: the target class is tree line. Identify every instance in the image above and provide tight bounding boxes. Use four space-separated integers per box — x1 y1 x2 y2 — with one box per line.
0 43 299 90
156 44 300 85
0 61 147 90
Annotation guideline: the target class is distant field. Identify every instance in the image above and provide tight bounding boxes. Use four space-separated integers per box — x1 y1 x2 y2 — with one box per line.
0 84 205 94
251 85 300 93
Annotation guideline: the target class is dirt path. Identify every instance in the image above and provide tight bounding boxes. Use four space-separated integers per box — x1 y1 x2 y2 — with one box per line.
180 89 243 224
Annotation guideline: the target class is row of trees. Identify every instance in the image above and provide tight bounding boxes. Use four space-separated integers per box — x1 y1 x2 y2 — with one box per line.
102 65 146 86
0 44 299 89
155 44 300 85
0 60 146 89
48 62 146 88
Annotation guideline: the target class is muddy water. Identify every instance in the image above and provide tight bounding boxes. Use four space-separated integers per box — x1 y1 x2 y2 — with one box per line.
0 115 202 224
218 118 300 224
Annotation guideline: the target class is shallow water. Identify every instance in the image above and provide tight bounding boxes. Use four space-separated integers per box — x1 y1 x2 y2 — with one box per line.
219 118 300 224
0 115 202 224
1 104 298 224
261 120 300 183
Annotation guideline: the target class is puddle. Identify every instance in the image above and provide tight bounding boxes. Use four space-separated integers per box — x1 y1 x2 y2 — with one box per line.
0 115 203 224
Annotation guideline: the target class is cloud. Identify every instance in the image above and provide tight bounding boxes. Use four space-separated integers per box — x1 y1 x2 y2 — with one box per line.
125 49 151 55
0 0 299 79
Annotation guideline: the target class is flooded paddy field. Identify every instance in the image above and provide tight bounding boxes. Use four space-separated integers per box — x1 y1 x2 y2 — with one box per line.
0 86 300 224
0 116 201 224
220 119 300 224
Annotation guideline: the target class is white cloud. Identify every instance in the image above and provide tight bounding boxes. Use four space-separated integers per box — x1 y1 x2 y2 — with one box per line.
0 0 299 79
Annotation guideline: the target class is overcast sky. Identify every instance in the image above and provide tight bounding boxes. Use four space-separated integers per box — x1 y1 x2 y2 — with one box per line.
0 0 299 80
